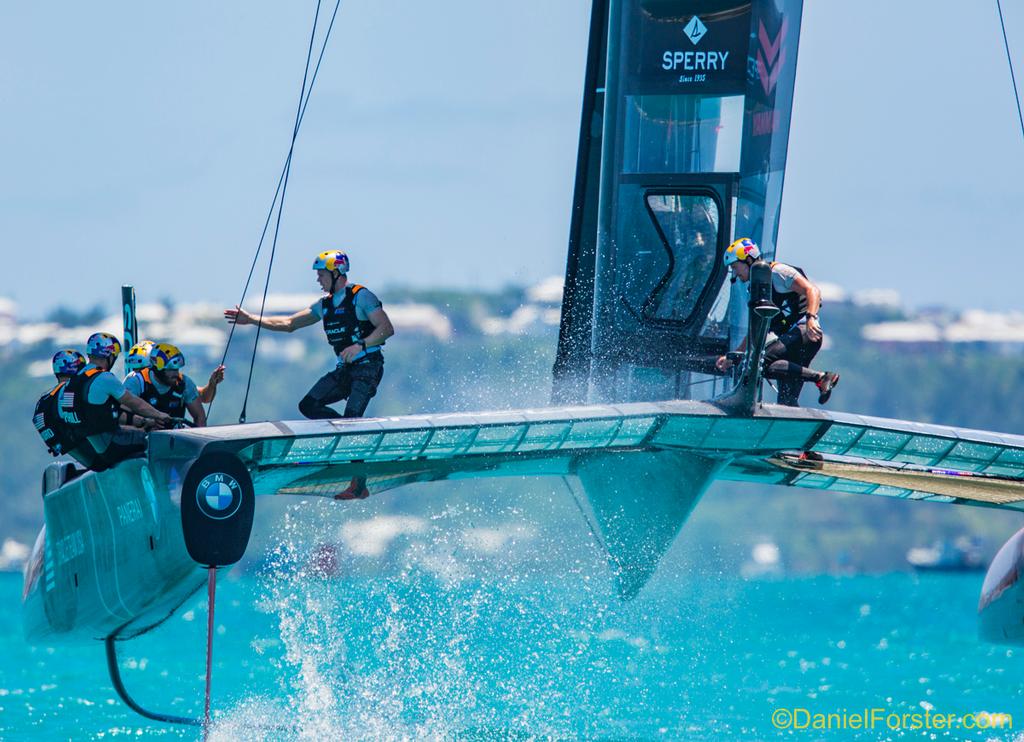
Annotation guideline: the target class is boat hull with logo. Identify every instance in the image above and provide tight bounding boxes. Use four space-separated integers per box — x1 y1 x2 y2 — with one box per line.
27 398 1024 644
22 459 204 643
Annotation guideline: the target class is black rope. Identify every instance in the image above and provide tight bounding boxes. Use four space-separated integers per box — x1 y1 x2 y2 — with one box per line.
208 0 342 423
997 0 1024 142
238 0 322 424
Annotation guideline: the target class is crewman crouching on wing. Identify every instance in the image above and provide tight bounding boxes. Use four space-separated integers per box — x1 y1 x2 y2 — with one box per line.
33 349 87 458
123 341 223 427
224 249 395 500
716 238 840 407
55 332 172 472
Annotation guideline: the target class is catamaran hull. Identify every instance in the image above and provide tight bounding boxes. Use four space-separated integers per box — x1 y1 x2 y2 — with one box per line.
978 527 1024 645
22 459 204 644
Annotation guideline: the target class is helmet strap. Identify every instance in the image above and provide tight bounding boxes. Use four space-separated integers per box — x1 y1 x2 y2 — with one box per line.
330 270 343 295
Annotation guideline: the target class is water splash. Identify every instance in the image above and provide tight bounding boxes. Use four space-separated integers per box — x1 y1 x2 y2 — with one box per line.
210 497 623 740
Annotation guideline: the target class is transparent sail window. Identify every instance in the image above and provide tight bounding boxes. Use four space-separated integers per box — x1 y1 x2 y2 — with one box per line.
622 95 743 174
699 270 732 339
642 193 719 322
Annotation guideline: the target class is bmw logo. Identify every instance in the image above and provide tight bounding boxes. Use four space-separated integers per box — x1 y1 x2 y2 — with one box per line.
196 472 242 520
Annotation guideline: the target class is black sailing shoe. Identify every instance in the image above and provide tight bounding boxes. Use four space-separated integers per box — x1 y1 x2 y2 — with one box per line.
815 372 840 405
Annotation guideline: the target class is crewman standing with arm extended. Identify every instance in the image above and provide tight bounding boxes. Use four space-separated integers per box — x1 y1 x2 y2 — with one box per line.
224 250 394 498
715 238 840 407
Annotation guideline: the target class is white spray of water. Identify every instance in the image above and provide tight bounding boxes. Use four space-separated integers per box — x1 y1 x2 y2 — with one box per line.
208 492 624 740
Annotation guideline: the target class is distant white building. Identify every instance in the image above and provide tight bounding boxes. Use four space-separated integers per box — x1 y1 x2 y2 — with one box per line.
853 288 902 309
862 321 942 344
0 298 16 324
0 538 29 572
945 310 1024 344
862 309 1024 350
386 303 453 341
817 282 848 304
479 304 560 336
526 276 564 305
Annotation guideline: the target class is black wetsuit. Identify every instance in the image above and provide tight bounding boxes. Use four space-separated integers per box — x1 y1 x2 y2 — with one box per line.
763 325 822 406
760 263 823 407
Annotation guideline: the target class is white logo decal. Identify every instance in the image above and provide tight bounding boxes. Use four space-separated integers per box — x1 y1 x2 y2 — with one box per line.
661 16 729 77
684 16 707 45
196 472 242 520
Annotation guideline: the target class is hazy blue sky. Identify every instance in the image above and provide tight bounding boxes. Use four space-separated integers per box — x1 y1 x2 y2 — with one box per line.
2 0 1023 318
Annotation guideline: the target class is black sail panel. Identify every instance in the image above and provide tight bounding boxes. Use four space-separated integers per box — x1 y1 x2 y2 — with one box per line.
554 0 804 404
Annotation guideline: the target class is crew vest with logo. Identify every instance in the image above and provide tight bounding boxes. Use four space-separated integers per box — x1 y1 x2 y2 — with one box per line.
137 367 187 417
322 285 376 356
769 262 811 336
58 368 119 444
33 381 73 456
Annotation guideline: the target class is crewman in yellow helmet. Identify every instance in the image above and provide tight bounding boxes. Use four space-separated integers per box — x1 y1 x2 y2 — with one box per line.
56 332 171 471
125 340 224 408
716 238 839 406
224 249 395 499
123 342 212 428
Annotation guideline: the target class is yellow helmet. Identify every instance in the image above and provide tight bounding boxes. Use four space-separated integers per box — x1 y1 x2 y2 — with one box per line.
723 237 761 266
312 250 349 274
149 342 186 372
125 340 155 371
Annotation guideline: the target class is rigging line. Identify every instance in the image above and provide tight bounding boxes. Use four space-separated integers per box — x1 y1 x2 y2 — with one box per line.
207 0 341 421
238 0 324 424
997 0 1024 142
217 0 343 374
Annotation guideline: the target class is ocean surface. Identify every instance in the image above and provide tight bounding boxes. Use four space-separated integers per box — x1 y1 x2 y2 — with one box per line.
2 556 1021 741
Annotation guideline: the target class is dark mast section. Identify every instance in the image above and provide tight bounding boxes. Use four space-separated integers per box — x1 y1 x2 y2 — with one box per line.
553 0 804 405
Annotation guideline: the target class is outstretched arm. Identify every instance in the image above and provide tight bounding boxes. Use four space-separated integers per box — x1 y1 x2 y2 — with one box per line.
224 306 319 333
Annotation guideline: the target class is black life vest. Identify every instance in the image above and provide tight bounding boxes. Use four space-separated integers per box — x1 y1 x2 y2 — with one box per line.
322 284 376 354
769 262 811 335
33 382 73 456
58 367 120 443
137 367 187 417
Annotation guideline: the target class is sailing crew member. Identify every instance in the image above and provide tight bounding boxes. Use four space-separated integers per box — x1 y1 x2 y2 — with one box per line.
33 349 87 457
58 332 172 471
123 343 211 428
715 238 840 406
224 249 394 499
125 340 225 405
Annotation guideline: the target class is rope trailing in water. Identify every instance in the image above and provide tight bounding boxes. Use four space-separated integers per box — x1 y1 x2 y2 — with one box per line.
208 0 343 423
203 567 216 739
997 0 1024 142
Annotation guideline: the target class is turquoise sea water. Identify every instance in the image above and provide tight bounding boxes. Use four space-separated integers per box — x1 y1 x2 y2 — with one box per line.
1 563 1022 741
